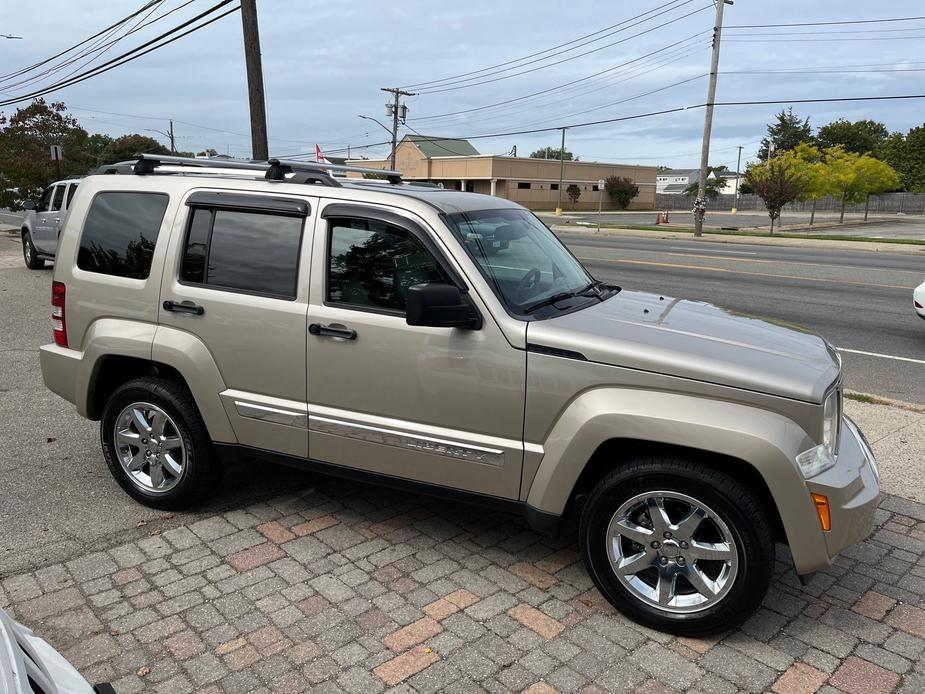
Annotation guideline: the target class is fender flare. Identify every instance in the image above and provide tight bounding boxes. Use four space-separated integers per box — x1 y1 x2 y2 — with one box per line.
524 387 826 572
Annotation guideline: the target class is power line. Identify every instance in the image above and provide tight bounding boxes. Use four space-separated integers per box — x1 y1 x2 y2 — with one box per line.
725 15 925 29
0 2 240 107
0 0 201 92
414 41 708 131
724 68 925 75
415 5 713 94
725 35 925 43
0 1 161 81
409 33 708 122
405 0 698 91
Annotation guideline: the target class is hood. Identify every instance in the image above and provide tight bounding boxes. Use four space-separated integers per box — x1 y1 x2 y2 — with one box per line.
527 290 840 403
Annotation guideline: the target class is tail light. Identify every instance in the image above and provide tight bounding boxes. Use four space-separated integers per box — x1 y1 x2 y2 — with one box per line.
52 281 68 347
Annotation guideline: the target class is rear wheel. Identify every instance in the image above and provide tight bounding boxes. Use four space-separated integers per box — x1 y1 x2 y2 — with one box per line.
100 376 221 509
579 457 774 636
22 231 45 269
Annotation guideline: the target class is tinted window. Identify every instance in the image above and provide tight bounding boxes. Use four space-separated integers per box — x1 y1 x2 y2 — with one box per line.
37 187 54 212
77 192 168 279
327 218 450 312
180 208 302 299
517 182 531 190
50 185 65 211
65 183 79 208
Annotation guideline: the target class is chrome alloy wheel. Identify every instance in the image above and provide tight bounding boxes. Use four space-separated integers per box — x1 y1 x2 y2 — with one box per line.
606 491 738 613
114 402 186 493
23 237 31 263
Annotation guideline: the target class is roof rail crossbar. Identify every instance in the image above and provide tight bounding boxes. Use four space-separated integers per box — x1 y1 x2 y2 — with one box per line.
95 154 404 186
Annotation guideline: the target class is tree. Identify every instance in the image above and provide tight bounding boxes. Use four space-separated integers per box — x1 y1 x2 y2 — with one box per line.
745 158 806 232
530 146 574 161
882 125 925 191
566 184 581 208
757 108 813 161
101 134 170 164
682 167 724 199
783 143 834 225
86 133 114 168
816 119 888 157
0 99 91 208
197 148 219 157
604 176 638 209
824 146 901 222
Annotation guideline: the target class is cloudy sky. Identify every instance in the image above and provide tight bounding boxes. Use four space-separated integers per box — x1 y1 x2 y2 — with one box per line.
1 0 923 170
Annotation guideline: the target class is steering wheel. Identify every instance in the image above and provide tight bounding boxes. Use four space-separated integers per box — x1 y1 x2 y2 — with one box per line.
516 268 542 297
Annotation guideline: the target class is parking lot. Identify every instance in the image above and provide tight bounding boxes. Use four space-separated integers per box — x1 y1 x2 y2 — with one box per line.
2 231 925 693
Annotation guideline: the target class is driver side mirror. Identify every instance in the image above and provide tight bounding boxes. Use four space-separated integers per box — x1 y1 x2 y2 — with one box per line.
21 200 35 211
406 284 482 330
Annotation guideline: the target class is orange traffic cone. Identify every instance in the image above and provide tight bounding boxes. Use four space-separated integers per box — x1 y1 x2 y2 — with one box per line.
655 213 661 225
663 210 669 224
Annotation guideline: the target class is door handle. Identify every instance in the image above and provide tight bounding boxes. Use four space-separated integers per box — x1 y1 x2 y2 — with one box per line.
309 323 356 340
163 300 204 315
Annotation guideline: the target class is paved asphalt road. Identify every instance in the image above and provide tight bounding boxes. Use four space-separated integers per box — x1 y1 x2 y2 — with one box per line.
556 230 925 404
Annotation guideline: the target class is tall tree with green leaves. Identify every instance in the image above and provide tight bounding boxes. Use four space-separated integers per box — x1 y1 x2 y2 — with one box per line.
815 119 889 157
529 146 574 161
101 134 170 164
882 124 925 191
757 108 813 161
566 184 581 209
823 146 901 222
0 99 92 207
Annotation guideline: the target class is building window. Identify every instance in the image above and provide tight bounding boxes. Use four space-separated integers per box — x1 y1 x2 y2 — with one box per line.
517 182 531 190
592 185 599 192
77 192 169 280
550 183 558 191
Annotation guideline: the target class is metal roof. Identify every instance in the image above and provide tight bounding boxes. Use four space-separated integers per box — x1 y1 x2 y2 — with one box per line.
404 135 480 158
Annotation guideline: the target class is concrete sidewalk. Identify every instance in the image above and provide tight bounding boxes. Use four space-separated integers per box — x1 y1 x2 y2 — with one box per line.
1 401 924 693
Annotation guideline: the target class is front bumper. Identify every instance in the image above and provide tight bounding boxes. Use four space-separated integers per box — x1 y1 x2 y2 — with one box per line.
797 416 880 573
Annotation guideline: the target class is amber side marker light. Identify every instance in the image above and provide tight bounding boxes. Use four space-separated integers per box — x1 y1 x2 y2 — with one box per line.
811 493 831 531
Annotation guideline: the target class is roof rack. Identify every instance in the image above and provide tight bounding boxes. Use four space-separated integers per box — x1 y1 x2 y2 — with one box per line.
95 153 403 186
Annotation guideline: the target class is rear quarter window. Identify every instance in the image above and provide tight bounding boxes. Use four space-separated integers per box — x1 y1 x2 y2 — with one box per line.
77 192 169 280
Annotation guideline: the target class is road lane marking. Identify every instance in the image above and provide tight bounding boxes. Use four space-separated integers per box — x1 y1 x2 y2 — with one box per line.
839 348 925 366
577 257 915 290
661 252 925 277
670 246 757 255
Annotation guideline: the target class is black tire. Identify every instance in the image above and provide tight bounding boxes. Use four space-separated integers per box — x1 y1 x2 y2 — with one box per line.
100 376 222 509
22 231 45 270
579 456 774 636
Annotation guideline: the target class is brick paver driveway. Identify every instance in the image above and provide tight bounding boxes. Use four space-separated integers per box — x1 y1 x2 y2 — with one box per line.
2 478 924 694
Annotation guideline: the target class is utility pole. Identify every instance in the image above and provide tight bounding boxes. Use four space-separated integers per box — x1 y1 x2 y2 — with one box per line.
556 127 567 216
731 144 742 213
240 0 269 161
381 87 415 170
693 0 732 236
168 120 176 153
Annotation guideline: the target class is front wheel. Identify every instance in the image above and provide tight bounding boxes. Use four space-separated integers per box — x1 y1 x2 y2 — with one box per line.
579 457 774 636
22 231 45 269
100 376 221 509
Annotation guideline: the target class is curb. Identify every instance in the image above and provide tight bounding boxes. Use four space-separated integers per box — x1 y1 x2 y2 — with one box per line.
845 390 925 414
552 225 925 254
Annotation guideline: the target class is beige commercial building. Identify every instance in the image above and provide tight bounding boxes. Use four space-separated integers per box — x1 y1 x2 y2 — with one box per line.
348 135 657 211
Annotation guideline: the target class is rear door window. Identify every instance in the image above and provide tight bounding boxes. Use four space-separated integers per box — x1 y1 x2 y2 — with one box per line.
65 183 79 209
50 185 65 212
77 192 169 279
180 208 304 299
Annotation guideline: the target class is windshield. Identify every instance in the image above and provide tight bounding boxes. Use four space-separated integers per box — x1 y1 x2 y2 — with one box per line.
444 208 593 315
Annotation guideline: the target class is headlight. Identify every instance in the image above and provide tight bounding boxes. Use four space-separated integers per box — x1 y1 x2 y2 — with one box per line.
795 387 841 479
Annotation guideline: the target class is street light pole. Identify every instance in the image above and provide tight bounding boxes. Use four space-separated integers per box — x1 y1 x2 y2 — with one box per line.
732 144 742 213
556 127 566 216
693 0 732 236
